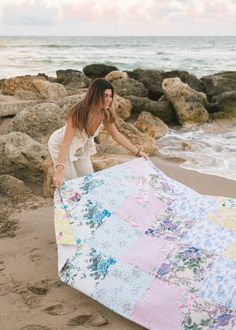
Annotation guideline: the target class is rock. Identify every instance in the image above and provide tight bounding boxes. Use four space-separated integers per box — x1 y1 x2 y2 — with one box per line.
14 90 43 101
126 95 176 123
135 111 169 139
92 154 134 171
114 117 158 155
56 69 90 88
113 94 132 120
0 100 38 117
127 68 204 100
105 70 128 82
0 132 48 183
112 78 148 97
162 77 209 127
127 68 165 100
212 91 236 118
11 103 65 142
58 92 86 111
201 71 236 98
162 70 204 93
0 175 32 202
0 117 12 135
42 158 55 198
32 80 67 102
83 64 119 79
1 74 48 95
96 143 128 155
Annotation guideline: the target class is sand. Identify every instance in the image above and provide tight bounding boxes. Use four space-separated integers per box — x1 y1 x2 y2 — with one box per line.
1 157 236 330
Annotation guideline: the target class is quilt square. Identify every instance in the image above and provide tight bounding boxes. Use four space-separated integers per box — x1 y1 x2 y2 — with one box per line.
60 245 116 293
119 235 175 274
181 220 236 254
198 256 236 309
154 244 216 292
116 195 168 232
182 294 236 330
92 263 152 318
131 278 186 330
145 206 196 241
86 214 141 259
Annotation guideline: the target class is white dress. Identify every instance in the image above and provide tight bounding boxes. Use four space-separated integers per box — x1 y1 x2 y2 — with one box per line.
48 122 103 180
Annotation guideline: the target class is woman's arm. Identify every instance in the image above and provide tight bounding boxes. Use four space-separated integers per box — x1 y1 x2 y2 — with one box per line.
53 118 76 189
56 118 76 165
104 122 148 159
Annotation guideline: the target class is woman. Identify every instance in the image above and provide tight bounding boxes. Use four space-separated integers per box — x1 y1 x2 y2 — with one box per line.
48 78 148 190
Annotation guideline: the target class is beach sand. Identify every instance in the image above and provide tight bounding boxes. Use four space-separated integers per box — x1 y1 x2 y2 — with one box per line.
1 157 236 330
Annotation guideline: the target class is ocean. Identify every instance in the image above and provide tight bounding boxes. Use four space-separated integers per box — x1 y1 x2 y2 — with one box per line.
0 35 236 181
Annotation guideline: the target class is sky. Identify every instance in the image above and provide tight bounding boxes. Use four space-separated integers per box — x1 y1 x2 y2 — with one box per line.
0 0 235 36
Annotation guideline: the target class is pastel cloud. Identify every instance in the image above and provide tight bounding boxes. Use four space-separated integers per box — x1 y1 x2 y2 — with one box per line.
2 0 59 25
0 0 235 35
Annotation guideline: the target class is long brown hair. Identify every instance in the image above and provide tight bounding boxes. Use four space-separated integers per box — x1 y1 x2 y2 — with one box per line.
67 78 116 135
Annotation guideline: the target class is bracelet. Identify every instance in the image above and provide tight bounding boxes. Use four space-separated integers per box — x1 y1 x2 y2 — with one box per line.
135 149 141 157
55 162 65 169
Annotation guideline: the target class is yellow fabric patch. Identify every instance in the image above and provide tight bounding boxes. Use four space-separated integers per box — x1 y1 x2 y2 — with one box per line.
208 207 236 233
54 208 76 245
222 241 236 260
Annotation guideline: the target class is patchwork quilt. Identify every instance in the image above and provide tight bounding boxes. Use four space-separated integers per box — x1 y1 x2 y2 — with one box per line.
54 158 236 330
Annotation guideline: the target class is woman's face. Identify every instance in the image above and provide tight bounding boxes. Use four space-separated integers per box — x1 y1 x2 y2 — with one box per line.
103 89 113 109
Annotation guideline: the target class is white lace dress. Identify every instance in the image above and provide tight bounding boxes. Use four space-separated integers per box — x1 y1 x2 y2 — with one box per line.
48 122 103 180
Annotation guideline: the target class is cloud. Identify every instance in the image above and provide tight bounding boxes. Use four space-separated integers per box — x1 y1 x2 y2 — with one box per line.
2 0 59 25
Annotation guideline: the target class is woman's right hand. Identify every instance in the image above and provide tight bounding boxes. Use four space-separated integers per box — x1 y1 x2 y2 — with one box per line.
53 167 64 191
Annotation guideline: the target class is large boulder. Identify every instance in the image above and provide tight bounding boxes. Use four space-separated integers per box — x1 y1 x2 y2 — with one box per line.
113 94 132 120
10 103 65 142
105 70 128 82
0 175 32 203
212 91 236 118
113 117 158 155
127 69 165 100
83 64 118 79
58 92 87 111
56 69 90 88
0 132 48 183
112 78 148 97
126 95 176 123
0 100 37 117
14 90 43 101
32 79 67 102
127 69 204 100
201 72 236 98
162 77 209 127
1 74 48 95
96 143 128 155
162 70 204 93
135 111 169 139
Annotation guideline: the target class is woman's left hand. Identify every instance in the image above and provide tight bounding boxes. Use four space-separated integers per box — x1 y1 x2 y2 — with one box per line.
138 151 149 160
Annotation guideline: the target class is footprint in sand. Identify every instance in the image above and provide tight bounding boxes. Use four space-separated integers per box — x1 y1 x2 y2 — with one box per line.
27 284 48 296
29 248 41 262
20 326 51 330
67 312 108 327
0 260 4 271
43 304 65 316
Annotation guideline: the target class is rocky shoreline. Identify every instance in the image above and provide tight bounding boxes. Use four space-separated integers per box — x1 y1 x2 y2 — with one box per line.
0 64 236 237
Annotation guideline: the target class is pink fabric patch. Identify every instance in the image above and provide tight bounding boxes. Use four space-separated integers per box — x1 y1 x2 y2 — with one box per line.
131 278 186 330
117 196 167 232
120 235 173 274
